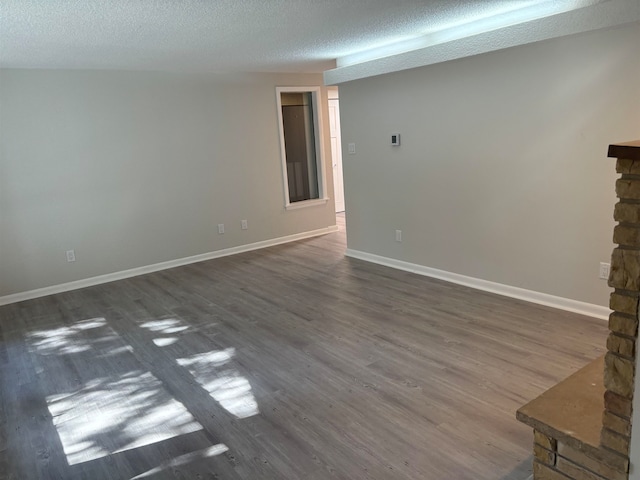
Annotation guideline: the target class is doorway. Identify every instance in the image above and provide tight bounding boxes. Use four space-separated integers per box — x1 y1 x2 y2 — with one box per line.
328 88 345 214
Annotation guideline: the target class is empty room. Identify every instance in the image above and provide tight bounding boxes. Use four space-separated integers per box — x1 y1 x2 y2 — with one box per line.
1 1 640 479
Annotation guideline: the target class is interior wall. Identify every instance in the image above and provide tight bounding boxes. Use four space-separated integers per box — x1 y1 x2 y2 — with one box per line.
0 69 336 298
337 23 640 307
632 367 640 479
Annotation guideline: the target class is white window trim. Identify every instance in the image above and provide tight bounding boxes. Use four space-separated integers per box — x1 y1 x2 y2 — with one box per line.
283 198 329 210
275 86 329 211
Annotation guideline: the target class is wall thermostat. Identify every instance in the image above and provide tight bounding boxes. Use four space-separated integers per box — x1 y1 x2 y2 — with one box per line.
391 133 401 146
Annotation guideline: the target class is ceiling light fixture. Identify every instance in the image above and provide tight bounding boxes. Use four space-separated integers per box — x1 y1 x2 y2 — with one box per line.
336 0 604 68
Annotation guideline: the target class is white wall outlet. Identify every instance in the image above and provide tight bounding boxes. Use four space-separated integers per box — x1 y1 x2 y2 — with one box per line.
241 219 248 230
348 143 356 154
395 230 402 242
391 133 401 146
599 262 610 280
217 223 225 234
66 249 76 262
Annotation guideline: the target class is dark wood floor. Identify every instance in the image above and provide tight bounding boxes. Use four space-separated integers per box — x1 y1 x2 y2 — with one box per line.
0 214 608 480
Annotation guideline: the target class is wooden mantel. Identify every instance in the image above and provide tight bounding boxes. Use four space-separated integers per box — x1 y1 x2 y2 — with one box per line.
608 140 640 160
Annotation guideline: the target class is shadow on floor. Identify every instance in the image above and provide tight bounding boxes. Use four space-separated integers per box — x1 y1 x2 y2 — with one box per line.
498 456 533 480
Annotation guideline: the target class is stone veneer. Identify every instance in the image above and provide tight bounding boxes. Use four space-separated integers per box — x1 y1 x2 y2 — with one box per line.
517 141 640 480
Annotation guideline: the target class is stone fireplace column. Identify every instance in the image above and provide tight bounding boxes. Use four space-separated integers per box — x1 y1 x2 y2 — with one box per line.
606 140 640 472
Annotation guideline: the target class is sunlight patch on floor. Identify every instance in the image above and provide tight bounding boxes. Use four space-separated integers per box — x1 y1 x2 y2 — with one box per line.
140 318 189 334
130 443 229 479
141 318 188 347
178 349 259 419
28 317 204 466
27 316 256 466
28 317 113 355
152 336 179 346
47 370 203 465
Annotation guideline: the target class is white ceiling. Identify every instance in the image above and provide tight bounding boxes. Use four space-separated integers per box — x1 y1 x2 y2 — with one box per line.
2 0 578 74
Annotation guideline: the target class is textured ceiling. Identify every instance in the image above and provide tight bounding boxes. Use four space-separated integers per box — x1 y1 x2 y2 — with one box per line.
1 0 551 73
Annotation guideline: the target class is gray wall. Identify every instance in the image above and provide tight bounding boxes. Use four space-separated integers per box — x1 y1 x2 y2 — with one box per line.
0 69 336 297
632 367 640 479
338 23 640 307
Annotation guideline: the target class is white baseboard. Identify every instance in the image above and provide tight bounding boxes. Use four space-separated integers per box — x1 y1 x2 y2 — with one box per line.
0 225 339 307
345 249 610 321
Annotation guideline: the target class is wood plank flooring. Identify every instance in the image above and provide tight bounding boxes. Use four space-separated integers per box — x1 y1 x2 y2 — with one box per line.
0 215 608 479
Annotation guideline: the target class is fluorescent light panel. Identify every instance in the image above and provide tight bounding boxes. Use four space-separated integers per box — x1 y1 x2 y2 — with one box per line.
337 0 604 67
